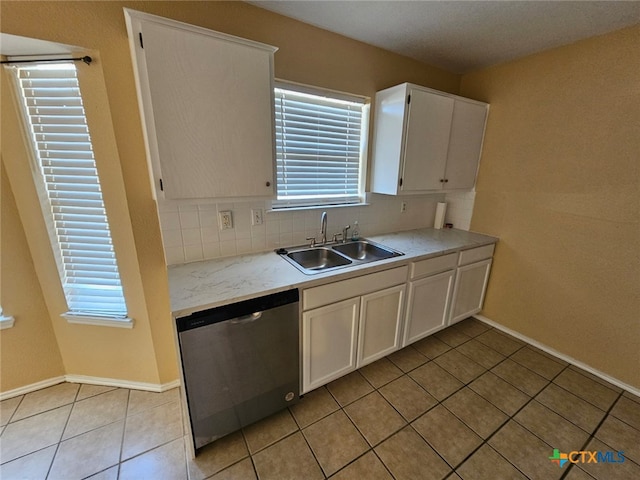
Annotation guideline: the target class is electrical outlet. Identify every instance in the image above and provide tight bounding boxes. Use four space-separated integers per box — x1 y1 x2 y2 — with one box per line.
400 201 407 213
252 209 263 226
219 211 233 230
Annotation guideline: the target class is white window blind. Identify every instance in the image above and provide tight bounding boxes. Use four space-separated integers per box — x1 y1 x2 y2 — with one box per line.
11 63 128 319
0 305 15 329
274 86 366 207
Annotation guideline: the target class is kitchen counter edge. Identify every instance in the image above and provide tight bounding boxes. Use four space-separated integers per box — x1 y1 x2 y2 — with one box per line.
168 227 498 318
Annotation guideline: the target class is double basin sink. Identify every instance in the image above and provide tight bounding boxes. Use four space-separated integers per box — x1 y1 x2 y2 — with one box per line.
278 239 403 275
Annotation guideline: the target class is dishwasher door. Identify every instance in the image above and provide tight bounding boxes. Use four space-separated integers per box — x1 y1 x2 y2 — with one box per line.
177 289 299 451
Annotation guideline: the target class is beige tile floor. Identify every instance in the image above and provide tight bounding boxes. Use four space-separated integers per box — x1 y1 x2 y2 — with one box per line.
1 318 639 479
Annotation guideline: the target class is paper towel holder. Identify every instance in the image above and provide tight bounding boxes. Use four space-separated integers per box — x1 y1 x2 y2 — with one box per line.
434 202 447 229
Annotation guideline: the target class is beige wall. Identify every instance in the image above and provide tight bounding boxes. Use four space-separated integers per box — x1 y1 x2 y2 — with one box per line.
1 165 66 391
1 59 167 388
0 1 458 392
461 26 640 388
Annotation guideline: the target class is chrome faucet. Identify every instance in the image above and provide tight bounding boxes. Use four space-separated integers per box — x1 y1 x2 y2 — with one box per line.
320 211 327 245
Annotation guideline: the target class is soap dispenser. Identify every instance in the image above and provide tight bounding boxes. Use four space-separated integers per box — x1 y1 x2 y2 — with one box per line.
351 221 360 241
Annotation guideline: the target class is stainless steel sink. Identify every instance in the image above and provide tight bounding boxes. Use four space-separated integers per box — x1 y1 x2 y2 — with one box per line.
332 240 402 262
286 247 352 273
278 239 403 275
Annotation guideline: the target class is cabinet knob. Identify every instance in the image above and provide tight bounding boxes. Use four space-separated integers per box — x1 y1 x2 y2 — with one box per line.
440 179 445 183
266 181 271 187
444 179 449 183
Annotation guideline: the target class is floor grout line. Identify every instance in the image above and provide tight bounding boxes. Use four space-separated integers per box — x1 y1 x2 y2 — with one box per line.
2 320 639 480
558 390 625 480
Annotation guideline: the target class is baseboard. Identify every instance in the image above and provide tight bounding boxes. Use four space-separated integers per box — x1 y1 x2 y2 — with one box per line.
0 376 66 401
0 375 180 401
65 375 181 393
474 314 640 398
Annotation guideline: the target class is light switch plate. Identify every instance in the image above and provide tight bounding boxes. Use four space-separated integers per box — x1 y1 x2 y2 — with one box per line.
252 209 263 226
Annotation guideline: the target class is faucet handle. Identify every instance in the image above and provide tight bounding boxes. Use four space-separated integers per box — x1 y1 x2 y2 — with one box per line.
342 225 351 242
306 237 316 247
332 232 343 243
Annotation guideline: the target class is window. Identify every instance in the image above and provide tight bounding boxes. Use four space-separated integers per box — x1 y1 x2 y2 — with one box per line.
0 306 15 329
8 62 129 323
274 84 368 208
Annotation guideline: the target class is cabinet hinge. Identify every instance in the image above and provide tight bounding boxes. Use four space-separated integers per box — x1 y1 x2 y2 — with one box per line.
139 32 144 49
407 95 411 105
159 178 164 191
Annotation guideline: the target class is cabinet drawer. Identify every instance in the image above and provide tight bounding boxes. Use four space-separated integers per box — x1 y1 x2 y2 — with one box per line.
410 253 457 279
458 244 495 266
303 266 408 311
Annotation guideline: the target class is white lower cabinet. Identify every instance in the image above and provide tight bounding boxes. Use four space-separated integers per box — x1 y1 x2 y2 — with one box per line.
301 267 407 394
449 258 492 324
449 248 493 324
302 298 360 393
403 270 455 346
300 244 495 393
357 284 406 368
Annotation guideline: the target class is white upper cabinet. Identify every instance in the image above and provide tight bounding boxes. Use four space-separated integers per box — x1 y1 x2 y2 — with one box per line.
371 83 488 195
124 9 277 200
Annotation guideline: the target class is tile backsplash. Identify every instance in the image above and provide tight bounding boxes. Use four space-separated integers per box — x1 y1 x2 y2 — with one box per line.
158 193 449 265
444 190 476 231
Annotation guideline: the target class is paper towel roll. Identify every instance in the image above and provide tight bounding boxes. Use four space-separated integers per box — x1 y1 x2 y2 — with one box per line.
434 202 447 229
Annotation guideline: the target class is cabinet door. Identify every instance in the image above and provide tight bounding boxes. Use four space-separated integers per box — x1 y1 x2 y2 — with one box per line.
302 298 359 393
357 284 405 368
444 100 488 190
403 270 455 346
449 259 492 324
132 15 275 199
401 89 454 192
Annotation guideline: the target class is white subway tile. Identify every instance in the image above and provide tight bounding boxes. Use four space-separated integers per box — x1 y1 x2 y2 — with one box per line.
236 238 252 254
198 209 218 228
161 229 183 248
182 228 202 246
279 216 293 234
219 240 237 257
184 244 203 262
251 236 266 251
159 211 180 231
266 221 279 235
202 242 220 259
267 234 280 249
217 203 233 212
179 210 200 229
291 232 307 245
218 228 236 242
164 246 184 266
250 224 266 238
279 232 293 247
200 226 219 243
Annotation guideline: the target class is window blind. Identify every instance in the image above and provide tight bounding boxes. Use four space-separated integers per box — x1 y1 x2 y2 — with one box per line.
274 87 365 206
12 63 128 318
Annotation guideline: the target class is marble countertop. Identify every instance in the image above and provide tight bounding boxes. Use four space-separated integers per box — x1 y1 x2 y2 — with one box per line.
168 227 498 318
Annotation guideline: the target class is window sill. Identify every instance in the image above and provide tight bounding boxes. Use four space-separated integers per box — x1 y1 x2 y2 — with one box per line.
62 313 134 329
0 315 16 330
269 202 370 213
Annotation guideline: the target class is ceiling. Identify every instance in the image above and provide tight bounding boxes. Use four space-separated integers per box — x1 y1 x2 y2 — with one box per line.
249 1 640 73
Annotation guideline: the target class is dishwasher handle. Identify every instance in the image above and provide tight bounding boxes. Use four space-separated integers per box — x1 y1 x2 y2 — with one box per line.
229 311 263 324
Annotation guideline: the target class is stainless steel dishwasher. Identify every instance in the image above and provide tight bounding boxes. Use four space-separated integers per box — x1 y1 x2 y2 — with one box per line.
176 289 299 452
